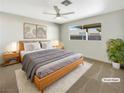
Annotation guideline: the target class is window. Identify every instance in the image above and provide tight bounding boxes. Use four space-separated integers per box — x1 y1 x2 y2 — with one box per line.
69 25 84 40
83 23 101 40
69 23 101 41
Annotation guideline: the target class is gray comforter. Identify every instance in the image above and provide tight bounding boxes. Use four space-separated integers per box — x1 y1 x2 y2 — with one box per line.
22 49 81 80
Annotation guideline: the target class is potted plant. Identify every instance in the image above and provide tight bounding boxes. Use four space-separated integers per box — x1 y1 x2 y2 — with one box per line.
106 39 124 69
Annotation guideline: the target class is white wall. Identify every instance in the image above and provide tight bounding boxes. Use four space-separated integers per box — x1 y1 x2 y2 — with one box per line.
0 10 124 64
0 12 60 50
0 12 60 64
60 10 124 63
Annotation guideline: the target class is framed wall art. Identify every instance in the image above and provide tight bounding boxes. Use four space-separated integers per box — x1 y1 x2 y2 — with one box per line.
36 25 47 39
23 23 47 39
23 23 37 39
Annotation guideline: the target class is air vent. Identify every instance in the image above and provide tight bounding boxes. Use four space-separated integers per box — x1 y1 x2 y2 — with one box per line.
61 0 72 6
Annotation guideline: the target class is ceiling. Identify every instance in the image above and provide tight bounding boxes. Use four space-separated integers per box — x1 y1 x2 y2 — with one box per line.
0 0 124 24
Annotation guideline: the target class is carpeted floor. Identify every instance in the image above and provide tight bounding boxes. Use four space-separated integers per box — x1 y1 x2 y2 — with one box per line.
0 58 124 93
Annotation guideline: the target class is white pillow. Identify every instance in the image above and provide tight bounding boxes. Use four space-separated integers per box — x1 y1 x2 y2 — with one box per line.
41 42 48 49
24 42 41 51
33 42 41 50
47 41 53 49
41 41 53 49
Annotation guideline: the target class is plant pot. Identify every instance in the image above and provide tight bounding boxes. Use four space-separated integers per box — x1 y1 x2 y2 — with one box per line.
112 62 120 69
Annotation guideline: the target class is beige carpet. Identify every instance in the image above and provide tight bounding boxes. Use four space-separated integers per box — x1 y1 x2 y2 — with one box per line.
15 62 92 93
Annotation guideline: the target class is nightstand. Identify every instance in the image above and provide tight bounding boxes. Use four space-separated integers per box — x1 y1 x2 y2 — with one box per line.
2 52 19 66
53 45 64 49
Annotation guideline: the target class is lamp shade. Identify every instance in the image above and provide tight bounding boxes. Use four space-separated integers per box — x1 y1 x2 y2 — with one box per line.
52 40 59 46
5 42 18 52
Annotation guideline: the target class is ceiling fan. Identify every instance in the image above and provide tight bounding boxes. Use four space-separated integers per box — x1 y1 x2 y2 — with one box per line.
43 6 74 19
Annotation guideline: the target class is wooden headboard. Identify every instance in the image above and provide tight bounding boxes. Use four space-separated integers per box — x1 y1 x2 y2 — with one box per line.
18 40 50 62
18 40 50 52
19 41 25 52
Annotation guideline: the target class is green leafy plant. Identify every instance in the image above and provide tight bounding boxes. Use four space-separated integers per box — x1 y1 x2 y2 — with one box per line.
106 39 124 64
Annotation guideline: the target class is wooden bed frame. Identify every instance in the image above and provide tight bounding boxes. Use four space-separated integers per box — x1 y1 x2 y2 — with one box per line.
18 41 84 93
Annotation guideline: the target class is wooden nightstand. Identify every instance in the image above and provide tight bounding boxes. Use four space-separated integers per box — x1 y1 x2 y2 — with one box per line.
53 45 64 49
2 52 19 66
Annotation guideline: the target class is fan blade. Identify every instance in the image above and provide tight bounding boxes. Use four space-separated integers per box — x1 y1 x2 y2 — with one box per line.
54 6 60 13
43 12 56 15
61 12 74 15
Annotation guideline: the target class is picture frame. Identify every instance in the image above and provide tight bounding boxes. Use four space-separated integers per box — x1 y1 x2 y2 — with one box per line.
23 23 47 39
23 23 37 39
36 25 47 39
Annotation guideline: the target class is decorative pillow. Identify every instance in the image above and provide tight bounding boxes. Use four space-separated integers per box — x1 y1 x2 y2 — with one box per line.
24 43 33 51
47 41 53 49
24 42 41 51
41 41 53 49
33 42 41 50
41 42 48 49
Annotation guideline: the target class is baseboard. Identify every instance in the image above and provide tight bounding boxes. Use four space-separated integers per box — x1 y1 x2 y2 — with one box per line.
83 56 110 63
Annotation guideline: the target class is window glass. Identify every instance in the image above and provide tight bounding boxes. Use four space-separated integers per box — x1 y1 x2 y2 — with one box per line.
68 23 101 41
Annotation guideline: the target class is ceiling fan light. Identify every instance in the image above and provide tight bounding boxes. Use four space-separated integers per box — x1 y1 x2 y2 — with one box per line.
56 16 61 20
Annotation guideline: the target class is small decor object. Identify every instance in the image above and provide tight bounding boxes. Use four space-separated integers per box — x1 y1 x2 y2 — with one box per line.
24 23 47 39
106 39 124 69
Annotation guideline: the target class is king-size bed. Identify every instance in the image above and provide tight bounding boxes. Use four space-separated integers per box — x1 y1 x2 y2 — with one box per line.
19 40 84 93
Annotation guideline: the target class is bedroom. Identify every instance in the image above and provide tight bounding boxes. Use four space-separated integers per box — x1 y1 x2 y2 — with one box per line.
0 0 124 93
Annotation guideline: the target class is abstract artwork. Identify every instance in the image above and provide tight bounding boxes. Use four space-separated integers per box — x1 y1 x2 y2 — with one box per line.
36 25 47 39
23 23 47 39
24 23 37 39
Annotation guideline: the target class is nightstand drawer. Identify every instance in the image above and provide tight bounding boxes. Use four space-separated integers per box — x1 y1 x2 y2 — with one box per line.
3 53 19 59
2 52 20 66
